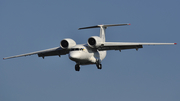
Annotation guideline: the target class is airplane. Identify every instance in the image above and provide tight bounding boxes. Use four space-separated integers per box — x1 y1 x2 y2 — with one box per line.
3 23 177 71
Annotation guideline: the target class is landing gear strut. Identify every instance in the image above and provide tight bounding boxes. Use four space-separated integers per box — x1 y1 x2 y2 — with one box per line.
96 64 102 69
75 64 80 71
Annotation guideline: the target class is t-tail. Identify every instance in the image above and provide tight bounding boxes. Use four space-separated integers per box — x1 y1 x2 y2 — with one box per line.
79 23 130 42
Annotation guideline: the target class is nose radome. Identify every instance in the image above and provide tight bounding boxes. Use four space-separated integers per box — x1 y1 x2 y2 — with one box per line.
69 52 80 61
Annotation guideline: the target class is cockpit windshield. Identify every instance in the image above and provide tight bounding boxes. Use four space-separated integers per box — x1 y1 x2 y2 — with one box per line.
70 48 84 51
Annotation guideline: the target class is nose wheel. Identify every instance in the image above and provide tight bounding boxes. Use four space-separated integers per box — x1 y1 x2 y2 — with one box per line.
75 64 80 71
96 64 102 69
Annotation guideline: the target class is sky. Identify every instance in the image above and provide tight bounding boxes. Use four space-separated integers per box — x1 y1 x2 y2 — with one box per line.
1 0 180 101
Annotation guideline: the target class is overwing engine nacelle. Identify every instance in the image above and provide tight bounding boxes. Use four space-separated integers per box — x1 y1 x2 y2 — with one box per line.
87 36 103 48
60 38 76 49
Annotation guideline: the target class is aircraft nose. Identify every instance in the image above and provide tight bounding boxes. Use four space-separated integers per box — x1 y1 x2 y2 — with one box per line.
69 52 80 61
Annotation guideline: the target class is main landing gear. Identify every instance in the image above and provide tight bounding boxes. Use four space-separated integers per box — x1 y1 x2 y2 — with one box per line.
75 64 80 71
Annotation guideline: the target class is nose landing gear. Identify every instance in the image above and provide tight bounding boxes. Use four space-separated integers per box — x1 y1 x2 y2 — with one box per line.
96 64 102 69
75 64 80 71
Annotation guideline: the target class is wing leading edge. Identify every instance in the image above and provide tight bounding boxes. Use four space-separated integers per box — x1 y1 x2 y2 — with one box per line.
3 47 69 60
98 42 176 51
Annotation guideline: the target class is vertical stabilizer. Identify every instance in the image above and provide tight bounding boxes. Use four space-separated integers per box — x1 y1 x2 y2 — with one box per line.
99 26 106 42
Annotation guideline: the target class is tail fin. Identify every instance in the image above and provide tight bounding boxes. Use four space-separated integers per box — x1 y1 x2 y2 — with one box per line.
78 23 130 42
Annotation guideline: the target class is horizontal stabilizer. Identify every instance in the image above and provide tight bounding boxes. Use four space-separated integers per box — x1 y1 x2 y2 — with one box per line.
78 25 99 30
78 23 130 30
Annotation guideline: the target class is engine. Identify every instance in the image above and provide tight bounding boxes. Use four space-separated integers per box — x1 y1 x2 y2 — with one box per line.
60 38 76 49
87 36 103 48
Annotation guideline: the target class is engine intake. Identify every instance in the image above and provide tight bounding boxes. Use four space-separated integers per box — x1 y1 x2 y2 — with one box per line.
87 36 103 48
60 38 76 49
88 38 96 45
61 40 69 48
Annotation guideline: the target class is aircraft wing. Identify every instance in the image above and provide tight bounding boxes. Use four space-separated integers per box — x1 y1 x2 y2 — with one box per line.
3 47 69 60
98 42 177 51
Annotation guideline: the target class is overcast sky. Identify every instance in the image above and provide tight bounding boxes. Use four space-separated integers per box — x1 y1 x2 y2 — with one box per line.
1 0 180 101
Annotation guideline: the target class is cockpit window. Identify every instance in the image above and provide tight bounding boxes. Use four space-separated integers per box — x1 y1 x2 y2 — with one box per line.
70 48 84 51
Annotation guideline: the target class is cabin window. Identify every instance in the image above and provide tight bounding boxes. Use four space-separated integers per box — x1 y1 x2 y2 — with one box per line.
70 48 84 51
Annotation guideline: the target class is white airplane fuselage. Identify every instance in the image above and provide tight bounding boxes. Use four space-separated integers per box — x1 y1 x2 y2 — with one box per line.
69 45 106 65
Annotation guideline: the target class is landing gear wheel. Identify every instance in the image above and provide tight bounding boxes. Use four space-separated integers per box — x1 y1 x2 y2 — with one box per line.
75 64 80 71
96 64 102 69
